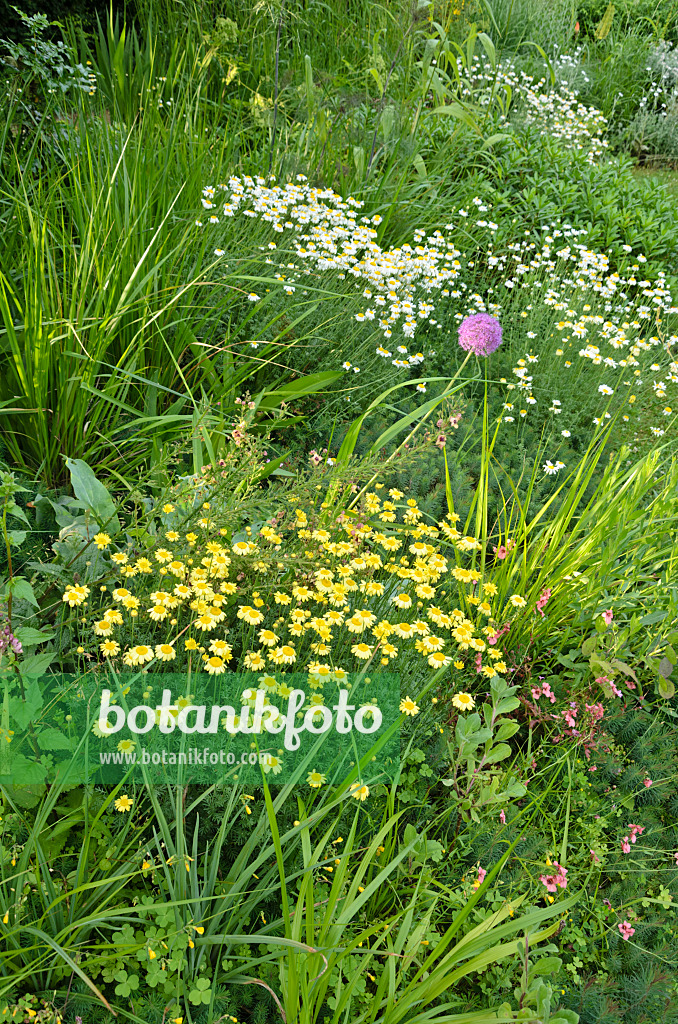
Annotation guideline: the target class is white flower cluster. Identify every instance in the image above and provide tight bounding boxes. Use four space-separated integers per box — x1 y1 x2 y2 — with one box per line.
452 54 608 162
198 178 676 440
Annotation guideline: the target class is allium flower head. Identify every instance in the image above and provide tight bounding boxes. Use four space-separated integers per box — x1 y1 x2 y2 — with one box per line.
458 313 502 357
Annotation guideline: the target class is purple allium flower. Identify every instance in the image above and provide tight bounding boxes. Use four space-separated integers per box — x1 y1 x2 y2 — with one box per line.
458 313 502 356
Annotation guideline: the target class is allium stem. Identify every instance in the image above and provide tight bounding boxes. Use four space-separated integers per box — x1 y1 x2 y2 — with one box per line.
349 350 473 509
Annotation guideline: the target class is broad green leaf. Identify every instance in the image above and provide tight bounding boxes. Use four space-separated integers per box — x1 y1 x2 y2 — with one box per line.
484 743 512 765
10 678 43 728
581 635 597 657
657 656 675 680
65 457 120 532
611 659 637 682
13 627 54 648
19 653 54 679
495 697 520 715
37 727 74 751
658 676 675 699
7 577 38 608
0 754 47 786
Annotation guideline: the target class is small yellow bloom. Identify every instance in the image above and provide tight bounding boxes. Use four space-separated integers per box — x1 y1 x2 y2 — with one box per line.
452 692 475 712
399 696 419 716
350 782 370 801
114 795 134 813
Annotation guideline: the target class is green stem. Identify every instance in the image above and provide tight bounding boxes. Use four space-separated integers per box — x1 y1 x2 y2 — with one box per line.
1 498 13 629
349 351 473 510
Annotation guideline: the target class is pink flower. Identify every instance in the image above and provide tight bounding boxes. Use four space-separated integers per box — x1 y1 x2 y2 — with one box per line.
602 609 614 626
499 809 506 824
458 313 503 357
539 861 568 892
590 849 600 862
472 866 487 890
535 588 552 618
488 622 510 646
674 852 678 865
643 777 652 788
563 703 578 728
625 679 636 690
621 839 631 854
618 920 635 941
493 545 507 560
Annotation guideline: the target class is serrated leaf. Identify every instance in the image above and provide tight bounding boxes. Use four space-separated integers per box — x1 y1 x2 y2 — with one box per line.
0 782 46 807
19 652 54 679
7 577 38 607
590 655 615 676
37 727 73 751
0 755 47 786
13 627 54 648
610 659 637 682
10 678 43 729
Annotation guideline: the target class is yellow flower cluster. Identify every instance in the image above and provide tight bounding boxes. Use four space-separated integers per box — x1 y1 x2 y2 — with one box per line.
61 488 524 692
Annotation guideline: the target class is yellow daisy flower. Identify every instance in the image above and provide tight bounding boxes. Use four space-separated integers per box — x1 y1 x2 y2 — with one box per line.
452 692 475 712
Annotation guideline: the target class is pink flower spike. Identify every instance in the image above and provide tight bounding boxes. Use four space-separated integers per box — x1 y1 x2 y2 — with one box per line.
618 920 635 941
621 839 631 854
